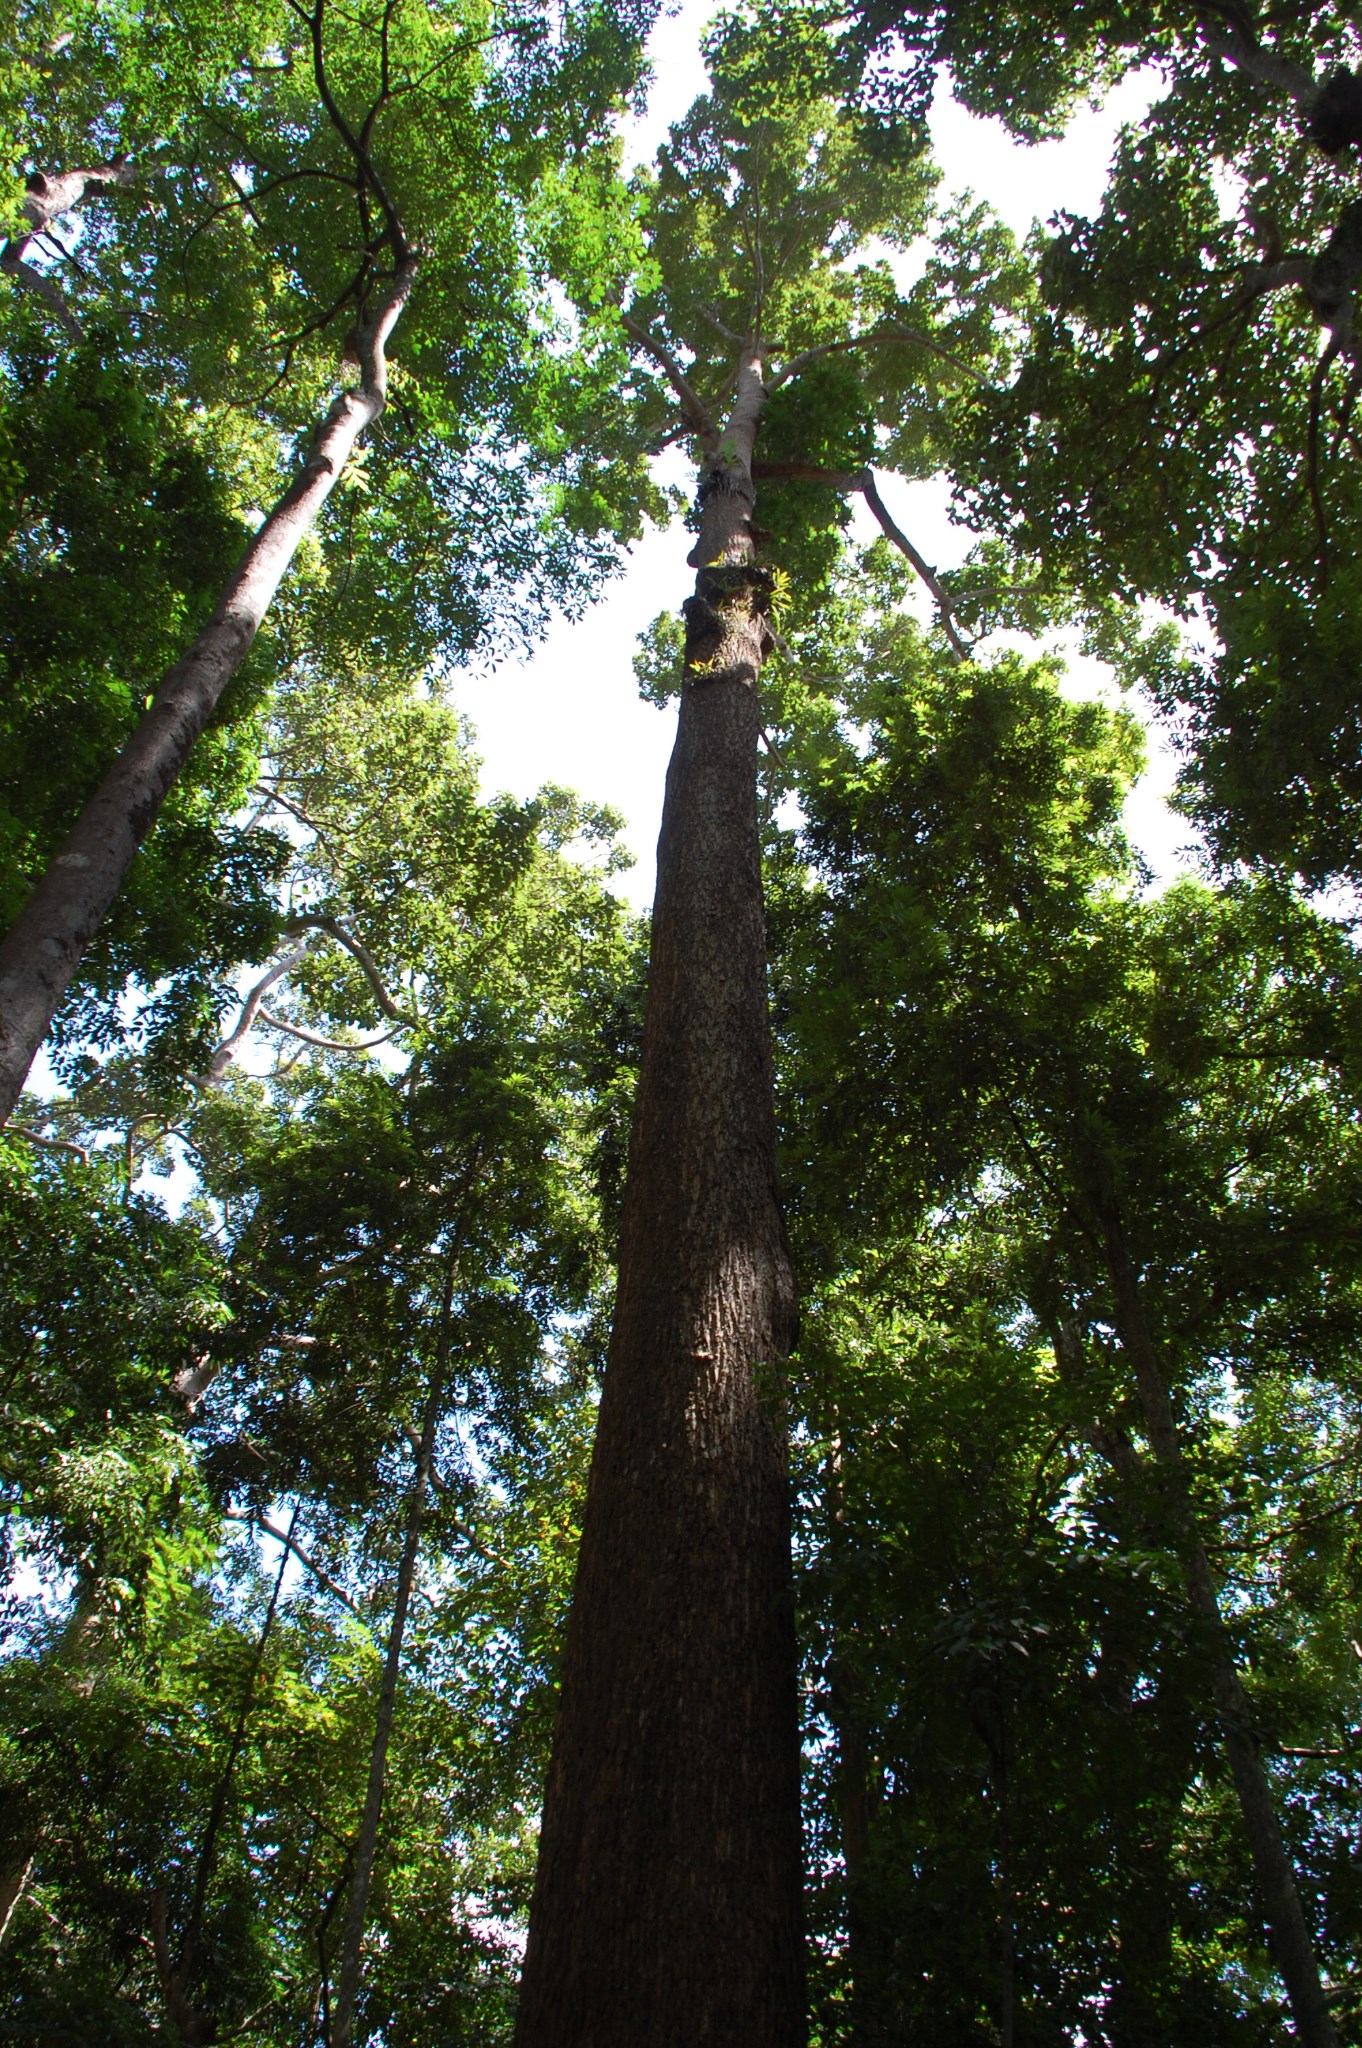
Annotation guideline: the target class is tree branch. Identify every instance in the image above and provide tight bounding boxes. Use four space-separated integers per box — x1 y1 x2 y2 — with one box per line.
284 913 417 1023
1 256 82 337
1 162 136 264
0 162 135 339
767 326 987 392
203 944 312 1084
752 459 970 658
400 1422 503 1563
1199 20 1317 108
257 1009 401 1052
620 314 721 451
859 472 971 661
229 1511 381 1641
286 0 409 264
0 1124 88 1162
225 1515 376 1638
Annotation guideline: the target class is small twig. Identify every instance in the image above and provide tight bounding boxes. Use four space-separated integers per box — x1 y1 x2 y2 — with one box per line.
257 1009 401 1052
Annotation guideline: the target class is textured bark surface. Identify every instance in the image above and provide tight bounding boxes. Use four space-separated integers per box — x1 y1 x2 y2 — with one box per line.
1099 1204 1339 2048
515 360 805 2047
0 261 415 1122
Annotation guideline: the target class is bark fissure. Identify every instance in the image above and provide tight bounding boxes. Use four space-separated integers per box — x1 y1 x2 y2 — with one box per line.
514 346 805 2045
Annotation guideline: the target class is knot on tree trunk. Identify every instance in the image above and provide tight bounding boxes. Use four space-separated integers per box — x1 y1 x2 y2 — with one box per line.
696 459 754 508
682 564 775 688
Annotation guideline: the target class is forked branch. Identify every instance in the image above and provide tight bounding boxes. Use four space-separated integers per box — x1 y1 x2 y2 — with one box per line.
621 314 721 451
752 459 969 658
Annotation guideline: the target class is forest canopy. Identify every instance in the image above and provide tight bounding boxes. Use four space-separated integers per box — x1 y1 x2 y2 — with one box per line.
2 0 1362 2043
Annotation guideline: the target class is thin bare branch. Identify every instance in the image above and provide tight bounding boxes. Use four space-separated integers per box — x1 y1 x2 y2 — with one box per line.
203 944 311 1084
696 301 742 344
0 1124 88 1162
230 1512 381 1641
621 314 721 451
257 1009 402 1052
752 459 970 659
767 326 987 392
859 471 971 661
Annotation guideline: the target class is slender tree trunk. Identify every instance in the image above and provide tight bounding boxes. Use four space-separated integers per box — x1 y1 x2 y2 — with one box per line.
1050 1317 1192 2045
824 1427 874 2039
0 260 416 1122
514 355 805 2047
1097 1201 1339 2048
331 1264 453 2048
169 1502 298 2031
0 1849 35 1951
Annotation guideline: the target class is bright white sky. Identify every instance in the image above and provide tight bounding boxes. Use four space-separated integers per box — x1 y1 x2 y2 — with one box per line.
453 8 1192 908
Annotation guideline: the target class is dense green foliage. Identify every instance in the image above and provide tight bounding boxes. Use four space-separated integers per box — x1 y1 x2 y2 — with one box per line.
5 0 1362 2039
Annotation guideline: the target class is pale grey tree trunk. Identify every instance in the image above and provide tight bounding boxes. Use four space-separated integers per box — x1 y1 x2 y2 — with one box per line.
0 259 416 1121
0 162 136 336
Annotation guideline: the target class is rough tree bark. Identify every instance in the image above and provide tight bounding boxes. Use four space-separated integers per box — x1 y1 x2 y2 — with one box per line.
513 354 806 2047
0 258 416 1122
1096 1201 1340 2048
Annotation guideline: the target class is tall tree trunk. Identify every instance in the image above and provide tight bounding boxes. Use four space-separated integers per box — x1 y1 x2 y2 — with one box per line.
162 1501 298 2041
0 259 416 1122
1097 1201 1339 2048
1050 1316 1189 2046
514 354 805 2047
331 1264 453 2048
824 1425 875 2040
